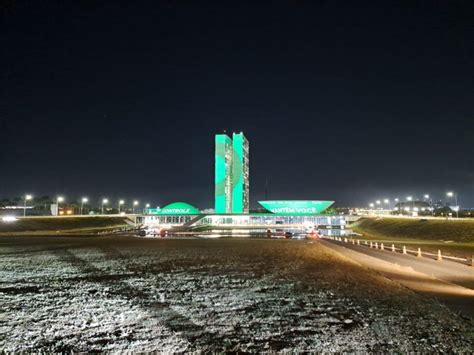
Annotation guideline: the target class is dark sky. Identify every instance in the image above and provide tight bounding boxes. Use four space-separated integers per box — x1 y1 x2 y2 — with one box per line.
1 1 473 208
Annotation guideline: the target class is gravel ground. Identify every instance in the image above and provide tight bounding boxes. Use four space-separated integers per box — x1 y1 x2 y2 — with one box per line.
0 235 473 352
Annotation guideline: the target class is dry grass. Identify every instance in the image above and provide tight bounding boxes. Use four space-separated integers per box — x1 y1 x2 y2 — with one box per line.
0 216 129 235
351 217 474 258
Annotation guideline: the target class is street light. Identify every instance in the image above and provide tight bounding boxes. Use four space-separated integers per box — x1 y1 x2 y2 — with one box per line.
56 196 64 216
118 200 125 213
423 194 433 215
394 198 399 210
406 196 415 214
23 194 32 217
101 199 109 214
369 203 374 208
133 200 139 214
81 197 88 215
446 192 459 218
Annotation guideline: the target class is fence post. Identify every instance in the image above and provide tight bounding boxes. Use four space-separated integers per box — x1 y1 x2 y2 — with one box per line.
344 238 347 243
357 240 360 245
470 255 474 267
365 241 368 245
403 245 407 254
370 242 373 248
375 242 378 249
437 250 442 261
352 239 355 245
381 243 384 251
417 248 422 257
392 244 395 252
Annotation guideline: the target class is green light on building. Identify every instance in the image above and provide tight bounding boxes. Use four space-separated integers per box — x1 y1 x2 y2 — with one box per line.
215 134 233 213
146 202 200 215
215 132 250 214
258 200 334 215
232 133 249 213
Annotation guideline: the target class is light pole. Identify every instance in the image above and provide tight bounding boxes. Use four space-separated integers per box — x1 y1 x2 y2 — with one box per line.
406 196 414 215
133 200 139 214
384 199 390 210
81 198 88 215
447 192 458 218
101 199 108 214
394 198 399 211
57 196 64 216
144 203 150 214
23 194 32 217
118 200 125 214
376 200 381 209
424 194 433 215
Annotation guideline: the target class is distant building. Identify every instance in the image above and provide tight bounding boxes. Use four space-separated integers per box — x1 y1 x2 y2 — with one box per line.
232 133 249 213
395 201 432 215
141 132 343 234
214 132 249 213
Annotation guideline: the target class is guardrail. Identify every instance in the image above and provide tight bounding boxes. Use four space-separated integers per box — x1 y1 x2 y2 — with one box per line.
323 236 474 267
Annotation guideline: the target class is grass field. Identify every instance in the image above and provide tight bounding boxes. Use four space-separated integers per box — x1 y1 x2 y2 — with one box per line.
351 217 474 258
0 216 130 236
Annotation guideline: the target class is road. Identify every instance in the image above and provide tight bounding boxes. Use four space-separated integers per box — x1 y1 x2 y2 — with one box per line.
321 238 474 318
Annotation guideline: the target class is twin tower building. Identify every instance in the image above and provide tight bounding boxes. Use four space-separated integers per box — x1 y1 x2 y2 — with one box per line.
214 132 250 214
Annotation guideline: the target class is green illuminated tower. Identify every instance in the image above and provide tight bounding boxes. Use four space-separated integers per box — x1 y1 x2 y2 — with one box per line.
232 132 249 213
215 134 233 213
214 132 249 214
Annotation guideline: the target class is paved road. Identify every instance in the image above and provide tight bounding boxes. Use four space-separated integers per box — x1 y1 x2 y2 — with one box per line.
321 239 474 318
323 239 474 289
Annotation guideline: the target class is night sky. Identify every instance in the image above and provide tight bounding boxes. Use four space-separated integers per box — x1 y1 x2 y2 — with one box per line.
1 1 473 208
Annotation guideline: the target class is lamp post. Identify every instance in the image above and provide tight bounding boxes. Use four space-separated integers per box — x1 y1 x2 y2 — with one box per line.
23 194 32 217
81 197 88 215
57 196 64 216
424 194 433 216
383 199 390 210
101 199 108 214
133 200 139 214
394 198 399 211
406 196 414 215
144 203 150 214
447 192 458 218
118 200 125 214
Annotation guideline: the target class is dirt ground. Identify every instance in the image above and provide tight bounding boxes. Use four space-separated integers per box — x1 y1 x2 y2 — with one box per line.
0 235 473 352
